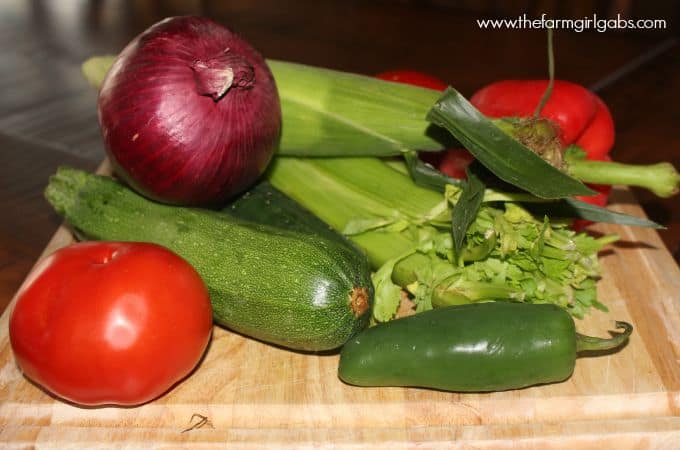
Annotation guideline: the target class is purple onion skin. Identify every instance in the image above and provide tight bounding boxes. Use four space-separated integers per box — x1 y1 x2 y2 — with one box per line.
98 16 282 205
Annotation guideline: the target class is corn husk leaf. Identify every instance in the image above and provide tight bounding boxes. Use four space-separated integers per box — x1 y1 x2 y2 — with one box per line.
427 88 594 199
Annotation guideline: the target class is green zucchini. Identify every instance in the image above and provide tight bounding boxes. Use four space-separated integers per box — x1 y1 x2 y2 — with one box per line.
45 167 373 352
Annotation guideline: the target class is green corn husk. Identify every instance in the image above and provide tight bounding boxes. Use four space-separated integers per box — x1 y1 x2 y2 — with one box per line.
268 157 616 321
268 60 445 156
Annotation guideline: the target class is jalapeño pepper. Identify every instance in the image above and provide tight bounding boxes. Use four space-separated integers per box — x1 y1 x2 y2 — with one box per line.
338 302 632 392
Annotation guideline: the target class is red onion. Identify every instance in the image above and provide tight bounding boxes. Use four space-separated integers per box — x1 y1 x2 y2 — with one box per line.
98 16 281 205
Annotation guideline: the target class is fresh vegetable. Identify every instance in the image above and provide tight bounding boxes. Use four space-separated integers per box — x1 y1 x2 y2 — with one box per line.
268 60 453 156
470 80 615 160
98 16 281 205
440 80 617 209
268 157 621 319
470 80 620 214
338 302 632 392
9 241 213 406
428 89 593 199
45 168 373 351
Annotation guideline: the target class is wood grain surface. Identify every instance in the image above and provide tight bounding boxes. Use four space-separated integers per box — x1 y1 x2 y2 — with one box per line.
1 1 679 448
0 170 679 448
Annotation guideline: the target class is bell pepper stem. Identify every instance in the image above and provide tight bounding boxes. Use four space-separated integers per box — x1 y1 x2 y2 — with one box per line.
534 28 555 118
576 321 633 353
567 158 680 198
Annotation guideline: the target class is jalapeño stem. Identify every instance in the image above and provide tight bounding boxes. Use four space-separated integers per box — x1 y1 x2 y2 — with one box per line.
576 321 633 353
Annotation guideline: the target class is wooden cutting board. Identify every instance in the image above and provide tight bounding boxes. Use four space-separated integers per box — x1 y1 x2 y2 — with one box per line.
1 166 679 449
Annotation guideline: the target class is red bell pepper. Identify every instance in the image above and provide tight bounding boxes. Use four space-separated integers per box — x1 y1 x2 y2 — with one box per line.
375 70 678 213
469 80 616 214
439 80 615 177
469 80 615 161
376 71 613 163
422 79 614 176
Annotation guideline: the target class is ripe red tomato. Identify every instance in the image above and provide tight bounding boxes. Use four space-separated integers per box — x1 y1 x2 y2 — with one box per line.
9 241 213 406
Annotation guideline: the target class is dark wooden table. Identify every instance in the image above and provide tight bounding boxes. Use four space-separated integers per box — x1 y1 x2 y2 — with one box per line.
1 1 678 314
